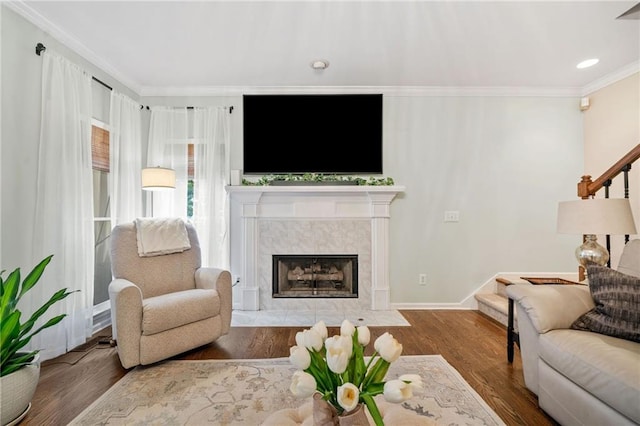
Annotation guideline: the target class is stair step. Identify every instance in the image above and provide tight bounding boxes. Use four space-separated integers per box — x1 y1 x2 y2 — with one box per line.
475 293 517 330
495 279 510 298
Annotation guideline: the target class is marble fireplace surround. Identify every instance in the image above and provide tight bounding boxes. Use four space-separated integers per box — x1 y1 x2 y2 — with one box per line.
228 185 405 311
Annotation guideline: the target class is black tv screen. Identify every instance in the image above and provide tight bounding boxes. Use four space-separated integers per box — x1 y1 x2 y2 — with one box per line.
243 94 383 175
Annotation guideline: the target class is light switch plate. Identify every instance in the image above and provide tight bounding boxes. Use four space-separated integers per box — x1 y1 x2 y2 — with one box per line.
444 211 460 222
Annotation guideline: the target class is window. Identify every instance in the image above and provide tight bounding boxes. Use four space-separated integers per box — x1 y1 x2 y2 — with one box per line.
188 143 194 218
91 120 112 310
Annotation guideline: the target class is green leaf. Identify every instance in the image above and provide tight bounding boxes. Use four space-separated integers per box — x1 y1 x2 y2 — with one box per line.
0 311 20 354
364 382 384 396
370 360 390 384
362 357 390 390
0 256 74 378
18 314 66 351
0 268 20 321
19 255 53 298
19 289 75 338
0 350 38 376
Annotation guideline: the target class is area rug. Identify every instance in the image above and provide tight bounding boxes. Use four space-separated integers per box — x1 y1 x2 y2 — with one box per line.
69 355 505 425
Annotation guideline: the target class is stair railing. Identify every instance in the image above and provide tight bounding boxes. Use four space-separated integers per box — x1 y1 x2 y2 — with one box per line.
575 143 640 280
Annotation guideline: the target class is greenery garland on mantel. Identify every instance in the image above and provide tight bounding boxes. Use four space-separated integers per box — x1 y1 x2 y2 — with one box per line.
242 173 395 186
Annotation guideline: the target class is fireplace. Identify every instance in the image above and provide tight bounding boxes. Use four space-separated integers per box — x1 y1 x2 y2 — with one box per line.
273 255 358 298
228 185 404 310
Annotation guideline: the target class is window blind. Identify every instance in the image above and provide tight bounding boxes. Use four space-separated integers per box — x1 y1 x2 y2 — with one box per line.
91 125 110 172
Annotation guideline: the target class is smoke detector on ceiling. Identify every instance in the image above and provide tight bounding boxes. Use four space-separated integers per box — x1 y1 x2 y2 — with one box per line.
310 59 330 70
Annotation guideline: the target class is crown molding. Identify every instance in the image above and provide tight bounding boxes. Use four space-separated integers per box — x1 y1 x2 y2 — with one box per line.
139 85 583 98
581 60 640 96
5 0 142 94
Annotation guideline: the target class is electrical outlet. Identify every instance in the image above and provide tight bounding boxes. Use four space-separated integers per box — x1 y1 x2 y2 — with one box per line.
419 273 427 285
444 211 460 222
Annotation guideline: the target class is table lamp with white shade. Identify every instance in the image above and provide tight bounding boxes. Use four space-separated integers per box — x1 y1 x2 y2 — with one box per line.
557 198 637 276
141 166 176 191
142 166 176 216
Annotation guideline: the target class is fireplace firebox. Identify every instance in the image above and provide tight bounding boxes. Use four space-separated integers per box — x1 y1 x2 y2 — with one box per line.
272 255 358 298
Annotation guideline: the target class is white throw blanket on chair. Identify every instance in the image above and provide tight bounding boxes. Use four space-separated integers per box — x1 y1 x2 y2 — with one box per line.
134 217 191 257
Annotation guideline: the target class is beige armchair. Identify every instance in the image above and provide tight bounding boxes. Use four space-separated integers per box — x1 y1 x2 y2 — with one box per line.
108 221 232 369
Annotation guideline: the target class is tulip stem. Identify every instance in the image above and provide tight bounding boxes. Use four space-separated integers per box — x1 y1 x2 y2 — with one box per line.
361 394 384 426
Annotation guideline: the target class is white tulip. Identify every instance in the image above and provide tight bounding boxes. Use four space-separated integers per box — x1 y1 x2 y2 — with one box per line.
337 382 360 412
357 325 370 346
399 374 423 394
325 335 353 374
290 370 317 398
383 379 412 403
340 319 356 337
374 332 403 362
289 345 311 370
312 320 328 340
295 328 324 352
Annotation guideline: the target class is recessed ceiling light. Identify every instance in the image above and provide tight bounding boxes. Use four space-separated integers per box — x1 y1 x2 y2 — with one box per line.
576 58 599 69
310 59 330 70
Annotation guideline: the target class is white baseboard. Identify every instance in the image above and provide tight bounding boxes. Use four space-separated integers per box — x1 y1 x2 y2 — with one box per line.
391 302 472 310
92 301 112 334
395 271 578 311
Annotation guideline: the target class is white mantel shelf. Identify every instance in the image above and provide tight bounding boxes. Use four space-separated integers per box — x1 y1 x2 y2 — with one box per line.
226 185 406 193
228 185 405 311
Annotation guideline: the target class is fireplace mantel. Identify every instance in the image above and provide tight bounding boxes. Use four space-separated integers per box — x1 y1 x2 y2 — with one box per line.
228 185 405 311
227 185 405 218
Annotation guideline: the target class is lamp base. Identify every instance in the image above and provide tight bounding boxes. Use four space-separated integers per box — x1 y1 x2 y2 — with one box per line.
575 235 609 275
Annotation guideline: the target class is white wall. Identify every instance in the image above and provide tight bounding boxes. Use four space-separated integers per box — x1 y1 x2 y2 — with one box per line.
384 95 582 303
583 73 640 269
1 6 138 272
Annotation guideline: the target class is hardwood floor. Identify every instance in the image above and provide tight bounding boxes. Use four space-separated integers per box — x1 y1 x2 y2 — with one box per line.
22 310 557 425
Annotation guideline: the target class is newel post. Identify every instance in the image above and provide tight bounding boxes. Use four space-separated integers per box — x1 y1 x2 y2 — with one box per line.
577 175 593 199
576 175 594 281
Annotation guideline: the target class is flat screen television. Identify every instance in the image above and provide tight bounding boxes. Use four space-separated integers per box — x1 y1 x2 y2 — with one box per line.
243 94 383 175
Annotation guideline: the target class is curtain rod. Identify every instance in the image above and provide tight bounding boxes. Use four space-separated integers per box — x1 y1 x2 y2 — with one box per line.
35 43 234 114
188 105 234 114
36 43 113 91
140 105 234 114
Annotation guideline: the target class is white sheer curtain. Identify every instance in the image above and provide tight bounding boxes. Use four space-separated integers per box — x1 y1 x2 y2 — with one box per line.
146 106 230 267
193 107 230 267
109 92 142 224
31 52 94 360
146 107 189 218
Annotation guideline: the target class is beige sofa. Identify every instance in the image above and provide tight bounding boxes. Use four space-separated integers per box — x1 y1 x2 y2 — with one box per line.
109 221 232 369
507 240 640 426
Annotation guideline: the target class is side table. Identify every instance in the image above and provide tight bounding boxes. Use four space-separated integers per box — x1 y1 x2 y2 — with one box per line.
500 275 584 363
495 277 519 363
507 297 519 363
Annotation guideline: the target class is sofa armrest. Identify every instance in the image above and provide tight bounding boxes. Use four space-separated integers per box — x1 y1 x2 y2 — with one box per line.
195 268 232 334
506 284 595 395
506 284 594 334
108 278 143 369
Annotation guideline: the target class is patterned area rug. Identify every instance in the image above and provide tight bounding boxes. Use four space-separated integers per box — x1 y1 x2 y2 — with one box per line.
69 356 505 425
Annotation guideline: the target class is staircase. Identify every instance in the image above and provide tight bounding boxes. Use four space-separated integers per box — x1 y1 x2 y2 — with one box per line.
475 274 586 333
474 277 514 329
475 144 640 330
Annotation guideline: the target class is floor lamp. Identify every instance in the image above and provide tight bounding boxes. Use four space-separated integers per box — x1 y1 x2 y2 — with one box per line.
557 198 637 280
142 166 176 217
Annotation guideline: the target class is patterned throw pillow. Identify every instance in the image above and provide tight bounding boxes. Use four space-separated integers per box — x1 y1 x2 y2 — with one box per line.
571 264 640 343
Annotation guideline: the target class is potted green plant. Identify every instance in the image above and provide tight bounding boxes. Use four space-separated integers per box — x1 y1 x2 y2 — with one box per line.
0 255 75 425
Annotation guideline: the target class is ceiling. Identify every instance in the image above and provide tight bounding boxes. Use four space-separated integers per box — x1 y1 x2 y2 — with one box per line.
12 1 640 96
